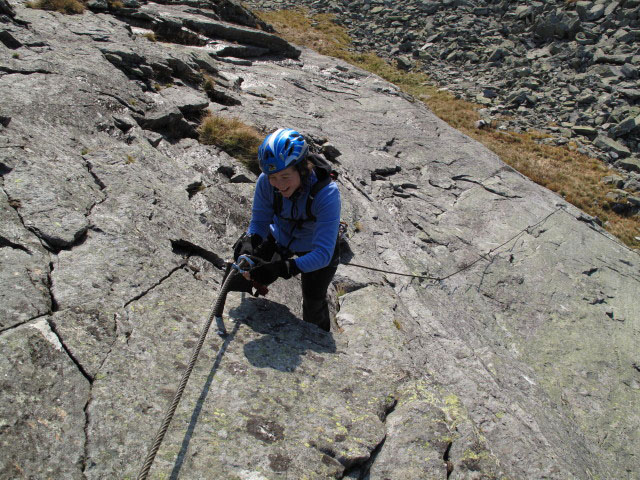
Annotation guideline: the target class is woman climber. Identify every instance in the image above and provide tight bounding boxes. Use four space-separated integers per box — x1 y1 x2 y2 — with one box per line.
227 128 341 332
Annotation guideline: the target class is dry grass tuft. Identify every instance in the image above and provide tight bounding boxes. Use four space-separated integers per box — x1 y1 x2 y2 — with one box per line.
257 8 352 58
198 115 263 173
26 0 85 14
202 74 216 99
255 8 640 249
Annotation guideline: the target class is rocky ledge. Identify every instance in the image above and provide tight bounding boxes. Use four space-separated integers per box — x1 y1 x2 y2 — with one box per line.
1 0 639 479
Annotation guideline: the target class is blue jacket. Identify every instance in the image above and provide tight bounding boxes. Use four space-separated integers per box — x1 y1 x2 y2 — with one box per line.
247 171 341 273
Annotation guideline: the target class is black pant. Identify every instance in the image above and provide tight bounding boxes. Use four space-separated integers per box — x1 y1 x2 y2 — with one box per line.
298 242 339 331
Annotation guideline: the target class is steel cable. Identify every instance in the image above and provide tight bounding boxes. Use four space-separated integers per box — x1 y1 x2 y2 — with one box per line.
342 207 563 282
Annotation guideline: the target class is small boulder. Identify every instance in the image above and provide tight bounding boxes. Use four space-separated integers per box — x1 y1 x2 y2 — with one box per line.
132 108 197 139
112 115 135 132
601 175 625 188
230 173 253 184
321 143 342 162
86 0 108 11
143 131 163 148
217 164 235 178
487 47 507 63
396 56 413 70
611 115 640 137
572 125 598 138
594 135 631 158
159 86 209 115
615 157 640 173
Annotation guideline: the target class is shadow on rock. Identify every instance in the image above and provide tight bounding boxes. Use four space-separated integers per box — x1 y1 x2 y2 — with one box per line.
229 296 336 373
169 320 241 480
338 238 355 264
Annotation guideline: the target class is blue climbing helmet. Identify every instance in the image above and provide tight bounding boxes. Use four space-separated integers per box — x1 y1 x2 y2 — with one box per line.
258 128 309 174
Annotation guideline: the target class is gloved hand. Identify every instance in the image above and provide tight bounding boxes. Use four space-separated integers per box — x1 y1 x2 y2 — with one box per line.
250 259 300 285
233 233 263 261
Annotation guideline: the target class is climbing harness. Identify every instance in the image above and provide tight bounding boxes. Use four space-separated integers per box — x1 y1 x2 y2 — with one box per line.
136 255 261 480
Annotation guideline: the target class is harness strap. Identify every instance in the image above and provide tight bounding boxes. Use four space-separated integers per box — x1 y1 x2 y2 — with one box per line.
273 189 283 219
305 175 332 222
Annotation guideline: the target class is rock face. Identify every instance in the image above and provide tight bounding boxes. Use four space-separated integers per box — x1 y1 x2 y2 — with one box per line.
0 0 15 17
248 0 640 197
1 1 639 479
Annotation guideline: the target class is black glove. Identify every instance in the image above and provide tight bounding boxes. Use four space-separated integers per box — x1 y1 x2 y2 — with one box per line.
254 236 277 262
233 233 263 261
250 260 300 285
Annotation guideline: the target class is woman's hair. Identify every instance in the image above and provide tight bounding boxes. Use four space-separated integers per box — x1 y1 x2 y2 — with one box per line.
295 158 314 188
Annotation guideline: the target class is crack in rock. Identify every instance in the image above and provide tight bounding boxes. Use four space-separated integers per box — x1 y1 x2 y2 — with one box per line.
96 313 119 373
371 165 401 181
83 161 108 217
313 82 359 96
46 318 92 383
3 187 32 231
443 440 454 478
287 78 311 92
338 396 398 479
47 310 105 479
382 137 396 152
82 390 92 479
3 181 92 253
42 227 90 255
451 174 521 199
482 184 522 199
405 215 449 247
123 263 187 308
84 160 107 191
0 234 31 253
170 238 226 269
0 313 49 335
47 261 59 313
343 175 372 201
54 307 118 480
0 66 53 75
97 91 145 115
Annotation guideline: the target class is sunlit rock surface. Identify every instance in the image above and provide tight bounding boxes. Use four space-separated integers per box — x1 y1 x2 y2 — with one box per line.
1 1 638 478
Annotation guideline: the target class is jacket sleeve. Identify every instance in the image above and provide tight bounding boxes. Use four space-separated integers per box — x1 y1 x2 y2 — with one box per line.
293 183 341 273
247 173 274 240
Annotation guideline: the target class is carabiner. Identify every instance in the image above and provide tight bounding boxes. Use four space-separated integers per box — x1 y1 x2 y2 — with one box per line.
232 254 256 274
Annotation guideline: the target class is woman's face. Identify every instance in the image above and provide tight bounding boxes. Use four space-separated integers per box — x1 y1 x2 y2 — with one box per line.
268 165 301 198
